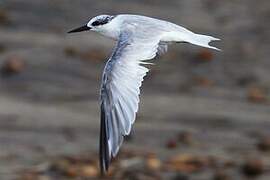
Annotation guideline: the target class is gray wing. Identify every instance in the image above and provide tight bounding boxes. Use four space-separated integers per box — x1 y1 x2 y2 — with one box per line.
99 25 164 173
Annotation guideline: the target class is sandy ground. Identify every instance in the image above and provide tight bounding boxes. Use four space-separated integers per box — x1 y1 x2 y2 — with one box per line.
1 0 270 179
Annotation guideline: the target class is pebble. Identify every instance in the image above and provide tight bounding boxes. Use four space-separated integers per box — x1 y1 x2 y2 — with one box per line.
0 9 9 25
172 173 189 180
1 56 25 75
257 137 270 152
213 170 230 180
241 159 264 177
178 131 193 145
247 87 267 103
166 139 178 149
146 157 162 170
197 49 214 62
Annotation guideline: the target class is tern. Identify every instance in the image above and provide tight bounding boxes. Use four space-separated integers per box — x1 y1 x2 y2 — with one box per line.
68 14 220 174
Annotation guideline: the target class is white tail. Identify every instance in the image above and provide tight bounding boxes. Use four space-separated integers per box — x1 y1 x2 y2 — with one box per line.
164 28 221 51
189 34 221 51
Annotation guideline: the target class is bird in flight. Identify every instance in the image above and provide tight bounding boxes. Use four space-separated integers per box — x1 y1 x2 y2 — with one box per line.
68 14 220 174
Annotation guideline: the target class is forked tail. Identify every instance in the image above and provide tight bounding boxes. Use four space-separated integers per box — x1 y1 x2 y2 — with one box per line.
170 26 221 51
189 34 221 51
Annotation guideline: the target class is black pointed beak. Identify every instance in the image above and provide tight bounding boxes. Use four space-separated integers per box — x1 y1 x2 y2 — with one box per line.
68 24 91 33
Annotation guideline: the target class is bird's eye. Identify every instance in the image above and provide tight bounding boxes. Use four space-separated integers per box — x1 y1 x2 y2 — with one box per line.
92 20 101 26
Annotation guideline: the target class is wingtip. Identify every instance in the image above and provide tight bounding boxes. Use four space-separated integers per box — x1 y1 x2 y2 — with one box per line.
99 162 108 176
99 155 110 175
99 102 111 175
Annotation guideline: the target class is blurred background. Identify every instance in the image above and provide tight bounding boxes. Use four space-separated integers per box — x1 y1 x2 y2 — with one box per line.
1 0 270 179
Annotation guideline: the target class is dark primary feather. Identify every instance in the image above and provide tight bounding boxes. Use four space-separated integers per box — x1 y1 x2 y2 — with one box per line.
99 101 110 174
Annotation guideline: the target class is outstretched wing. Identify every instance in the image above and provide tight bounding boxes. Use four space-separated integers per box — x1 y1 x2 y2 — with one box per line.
99 25 163 173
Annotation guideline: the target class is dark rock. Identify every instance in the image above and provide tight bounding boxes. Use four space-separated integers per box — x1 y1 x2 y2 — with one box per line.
64 46 78 57
0 9 9 25
166 139 178 149
213 170 230 180
1 56 26 76
241 159 264 177
257 137 270 152
178 131 193 145
172 173 189 180
0 44 5 54
247 87 267 103
196 49 214 62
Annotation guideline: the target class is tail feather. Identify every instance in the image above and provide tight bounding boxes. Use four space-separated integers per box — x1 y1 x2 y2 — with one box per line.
187 33 221 51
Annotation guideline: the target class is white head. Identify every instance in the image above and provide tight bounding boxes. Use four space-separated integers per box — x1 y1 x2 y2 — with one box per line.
68 15 117 36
